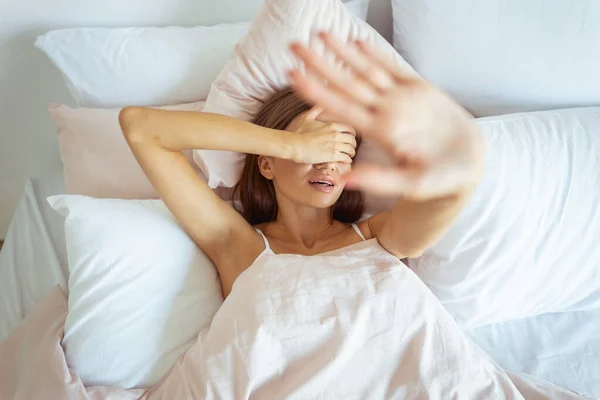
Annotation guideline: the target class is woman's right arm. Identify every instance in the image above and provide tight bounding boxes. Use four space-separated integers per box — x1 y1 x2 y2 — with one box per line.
119 108 277 297
118 107 354 297
120 108 304 159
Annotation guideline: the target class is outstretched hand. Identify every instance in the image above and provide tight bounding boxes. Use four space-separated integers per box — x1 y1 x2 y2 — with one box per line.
287 32 485 200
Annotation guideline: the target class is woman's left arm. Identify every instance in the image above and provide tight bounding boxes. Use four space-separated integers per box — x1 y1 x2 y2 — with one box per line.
287 33 485 258
363 190 475 259
355 116 484 258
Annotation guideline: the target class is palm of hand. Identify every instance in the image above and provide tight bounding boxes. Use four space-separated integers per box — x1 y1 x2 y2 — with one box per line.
289 33 485 199
365 83 484 199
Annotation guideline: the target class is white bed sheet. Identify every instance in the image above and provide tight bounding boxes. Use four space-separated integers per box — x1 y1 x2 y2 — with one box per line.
0 173 598 398
0 171 68 341
467 309 600 397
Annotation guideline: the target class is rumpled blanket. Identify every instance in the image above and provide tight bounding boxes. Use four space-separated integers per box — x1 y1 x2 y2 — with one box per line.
0 240 590 399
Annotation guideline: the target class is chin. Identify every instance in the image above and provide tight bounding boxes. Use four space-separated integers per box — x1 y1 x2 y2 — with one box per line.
307 191 343 209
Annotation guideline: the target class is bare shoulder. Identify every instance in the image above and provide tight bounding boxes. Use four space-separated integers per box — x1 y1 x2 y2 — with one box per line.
356 212 392 240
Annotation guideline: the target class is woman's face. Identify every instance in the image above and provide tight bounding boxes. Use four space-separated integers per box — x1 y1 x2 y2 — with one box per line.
258 110 356 210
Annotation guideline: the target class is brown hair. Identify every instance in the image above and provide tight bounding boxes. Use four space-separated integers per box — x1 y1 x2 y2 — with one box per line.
232 86 364 226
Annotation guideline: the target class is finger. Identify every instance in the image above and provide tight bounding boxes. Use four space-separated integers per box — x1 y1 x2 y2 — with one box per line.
339 143 356 158
289 41 380 107
335 153 354 164
287 69 372 133
326 123 356 137
304 105 324 120
319 32 395 92
344 165 417 196
354 40 416 83
337 132 357 148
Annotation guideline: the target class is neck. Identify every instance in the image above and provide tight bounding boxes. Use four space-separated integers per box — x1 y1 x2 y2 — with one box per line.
272 202 334 249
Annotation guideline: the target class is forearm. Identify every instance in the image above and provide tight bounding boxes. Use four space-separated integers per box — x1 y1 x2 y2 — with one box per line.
380 189 472 258
383 125 485 258
119 106 296 158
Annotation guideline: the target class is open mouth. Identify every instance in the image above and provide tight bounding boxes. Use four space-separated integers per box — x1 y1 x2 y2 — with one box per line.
308 175 337 192
309 180 335 187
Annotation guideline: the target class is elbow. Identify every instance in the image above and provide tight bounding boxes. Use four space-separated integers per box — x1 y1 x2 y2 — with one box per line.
377 237 425 259
389 242 425 259
119 106 147 145
401 247 425 259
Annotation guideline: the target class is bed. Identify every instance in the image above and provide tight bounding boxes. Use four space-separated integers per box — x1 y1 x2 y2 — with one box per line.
2 0 600 398
0 172 598 397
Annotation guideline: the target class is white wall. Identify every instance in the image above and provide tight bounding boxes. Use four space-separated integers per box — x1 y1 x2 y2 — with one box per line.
0 0 392 238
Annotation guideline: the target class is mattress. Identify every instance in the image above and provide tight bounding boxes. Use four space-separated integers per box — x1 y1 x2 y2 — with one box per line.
0 173 598 398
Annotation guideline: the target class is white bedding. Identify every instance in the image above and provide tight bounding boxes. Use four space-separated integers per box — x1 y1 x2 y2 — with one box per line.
0 172 67 341
468 310 600 397
140 240 585 399
0 173 598 398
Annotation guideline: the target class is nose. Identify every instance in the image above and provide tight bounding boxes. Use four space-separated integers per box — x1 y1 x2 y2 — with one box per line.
314 162 337 172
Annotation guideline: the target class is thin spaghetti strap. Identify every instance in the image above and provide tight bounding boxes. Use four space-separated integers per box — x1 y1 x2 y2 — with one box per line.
351 223 367 241
254 228 271 251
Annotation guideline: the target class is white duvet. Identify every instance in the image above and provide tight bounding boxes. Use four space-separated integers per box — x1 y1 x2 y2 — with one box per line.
141 239 585 399
0 227 590 399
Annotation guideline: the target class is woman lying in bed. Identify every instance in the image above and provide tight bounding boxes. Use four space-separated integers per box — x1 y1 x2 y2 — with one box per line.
119 33 484 299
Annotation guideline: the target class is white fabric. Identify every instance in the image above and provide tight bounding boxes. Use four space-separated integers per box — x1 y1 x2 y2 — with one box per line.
152 238 585 399
33 0 368 110
406 107 600 328
0 172 600 398
48 101 205 199
391 0 600 116
351 223 366 241
47 195 224 389
34 23 250 108
467 308 600 398
344 0 370 19
0 172 67 342
0 174 598 396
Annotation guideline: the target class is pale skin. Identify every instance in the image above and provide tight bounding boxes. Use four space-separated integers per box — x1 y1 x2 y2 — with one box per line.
119 33 485 298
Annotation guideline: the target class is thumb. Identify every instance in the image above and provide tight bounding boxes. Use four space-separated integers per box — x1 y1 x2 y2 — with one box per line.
345 165 416 197
303 105 324 121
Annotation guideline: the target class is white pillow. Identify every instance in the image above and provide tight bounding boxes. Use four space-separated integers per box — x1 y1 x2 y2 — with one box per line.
47 195 223 389
407 107 600 329
34 1 368 109
391 0 600 117
35 23 250 108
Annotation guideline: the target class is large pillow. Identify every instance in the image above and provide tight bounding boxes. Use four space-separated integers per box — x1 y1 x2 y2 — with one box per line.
35 23 250 108
48 102 205 199
405 107 600 329
194 0 415 189
47 195 224 389
391 0 600 117
34 0 367 109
